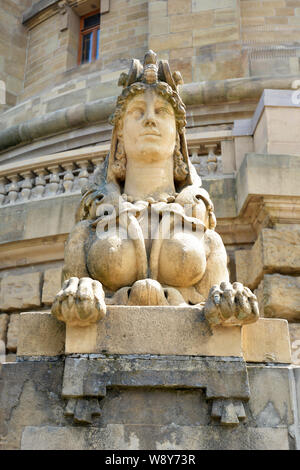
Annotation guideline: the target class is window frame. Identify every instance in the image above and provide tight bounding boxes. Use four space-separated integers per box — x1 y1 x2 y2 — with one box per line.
78 9 100 65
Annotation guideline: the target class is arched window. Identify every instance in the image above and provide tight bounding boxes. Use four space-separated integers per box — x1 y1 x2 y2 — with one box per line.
78 10 100 65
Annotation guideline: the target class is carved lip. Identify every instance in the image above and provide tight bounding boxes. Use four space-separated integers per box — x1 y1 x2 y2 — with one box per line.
140 131 161 136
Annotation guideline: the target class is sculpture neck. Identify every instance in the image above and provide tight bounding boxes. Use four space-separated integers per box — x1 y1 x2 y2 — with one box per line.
124 156 175 200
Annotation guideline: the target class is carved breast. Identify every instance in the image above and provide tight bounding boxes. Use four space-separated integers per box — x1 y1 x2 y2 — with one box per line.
86 217 207 292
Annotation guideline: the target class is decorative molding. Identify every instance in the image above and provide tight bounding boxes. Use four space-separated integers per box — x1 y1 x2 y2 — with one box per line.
62 355 250 426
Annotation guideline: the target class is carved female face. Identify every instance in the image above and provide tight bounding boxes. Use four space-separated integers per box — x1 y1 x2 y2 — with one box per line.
121 87 176 164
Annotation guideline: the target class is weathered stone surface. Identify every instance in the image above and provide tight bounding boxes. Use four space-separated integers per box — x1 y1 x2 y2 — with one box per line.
21 424 289 450
235 229 300 289
17 312 65 357
242 318 291 363
0 359 298 450
0 361 65 450
62 356 250 401
289 323 300 365
236 154 300 216
0 272 41 311
247 366 294 427
256 274 300 322
4 353 16 363
42 267 62 306
6 314 19 353
65 306 243 356
0 313 9 344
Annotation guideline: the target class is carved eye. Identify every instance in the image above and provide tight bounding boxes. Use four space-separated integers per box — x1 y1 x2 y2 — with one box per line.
155 107 167 115
132 107 144 119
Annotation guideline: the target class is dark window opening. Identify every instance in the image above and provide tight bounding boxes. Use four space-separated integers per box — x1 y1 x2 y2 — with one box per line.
78 10 100 65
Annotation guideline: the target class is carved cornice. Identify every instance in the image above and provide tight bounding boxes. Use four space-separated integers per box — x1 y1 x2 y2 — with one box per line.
23 0 109 29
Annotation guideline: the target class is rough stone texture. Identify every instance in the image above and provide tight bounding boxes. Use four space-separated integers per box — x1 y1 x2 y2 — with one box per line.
256 274 300 322
235 229 300 289
0 313 9 344
65 306 243 356
21 424 290 450
289 323 300 365
0 361 65 450
246 366 294 428
242 318 291 363
42 267 62 306
17 312 65 357
6 314 20 353
0 359 299 450
0 272 41 311
236 154 300 216
254 107 300 157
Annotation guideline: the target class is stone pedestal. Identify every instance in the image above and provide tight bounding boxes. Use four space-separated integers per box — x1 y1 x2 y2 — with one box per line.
0 306 299 450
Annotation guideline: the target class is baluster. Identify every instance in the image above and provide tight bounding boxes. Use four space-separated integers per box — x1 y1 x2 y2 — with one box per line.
205 144 218 174
33 169 47 199
77 160 89 192
47 165 61 196
20 171 33 202
189 146 201 165
62 162 75 193
0 177 7 205
7 174 19 204
91 156 106 185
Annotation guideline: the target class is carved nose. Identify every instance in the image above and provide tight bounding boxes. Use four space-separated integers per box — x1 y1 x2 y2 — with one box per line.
143 110 156 126
143 116 156 126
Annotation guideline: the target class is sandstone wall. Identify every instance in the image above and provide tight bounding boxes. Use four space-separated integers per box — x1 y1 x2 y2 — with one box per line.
0 0 34 111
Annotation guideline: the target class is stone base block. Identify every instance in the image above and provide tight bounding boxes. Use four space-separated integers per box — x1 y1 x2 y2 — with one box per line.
65 306 242 357
242 318 291 363
17 312 65 356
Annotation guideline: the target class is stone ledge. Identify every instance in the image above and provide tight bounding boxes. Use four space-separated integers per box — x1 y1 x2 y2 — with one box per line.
22 0 58 24
65 306 243 357
17 309 292 363
1 76 299 153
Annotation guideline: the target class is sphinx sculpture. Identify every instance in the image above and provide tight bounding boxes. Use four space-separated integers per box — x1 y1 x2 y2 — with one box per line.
52 51 259 328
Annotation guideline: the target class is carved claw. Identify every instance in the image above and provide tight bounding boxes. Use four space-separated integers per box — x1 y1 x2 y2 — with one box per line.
204 281 259 327
51 277 106 327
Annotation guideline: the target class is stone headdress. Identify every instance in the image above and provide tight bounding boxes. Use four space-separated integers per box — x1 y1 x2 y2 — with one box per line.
106 50 198 191
77 51 216 230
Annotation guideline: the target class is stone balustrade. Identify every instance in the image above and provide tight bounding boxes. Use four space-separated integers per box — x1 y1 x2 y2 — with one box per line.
187 130 234 178
0 144 109 206
0 131 235 206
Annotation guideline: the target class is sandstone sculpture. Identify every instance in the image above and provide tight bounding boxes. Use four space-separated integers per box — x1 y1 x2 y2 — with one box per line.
52 51 259 327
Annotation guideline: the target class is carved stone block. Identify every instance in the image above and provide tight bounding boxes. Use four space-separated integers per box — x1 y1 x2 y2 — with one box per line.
0 272 41 311
256 274 300 322
65 306 243 357
235 229 300 290
242 318 291 363
7 314 19 352
42 267 62 306
17 312 65 357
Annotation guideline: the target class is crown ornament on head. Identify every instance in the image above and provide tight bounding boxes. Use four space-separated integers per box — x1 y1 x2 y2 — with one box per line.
111 51 187 131
118 50 184 90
